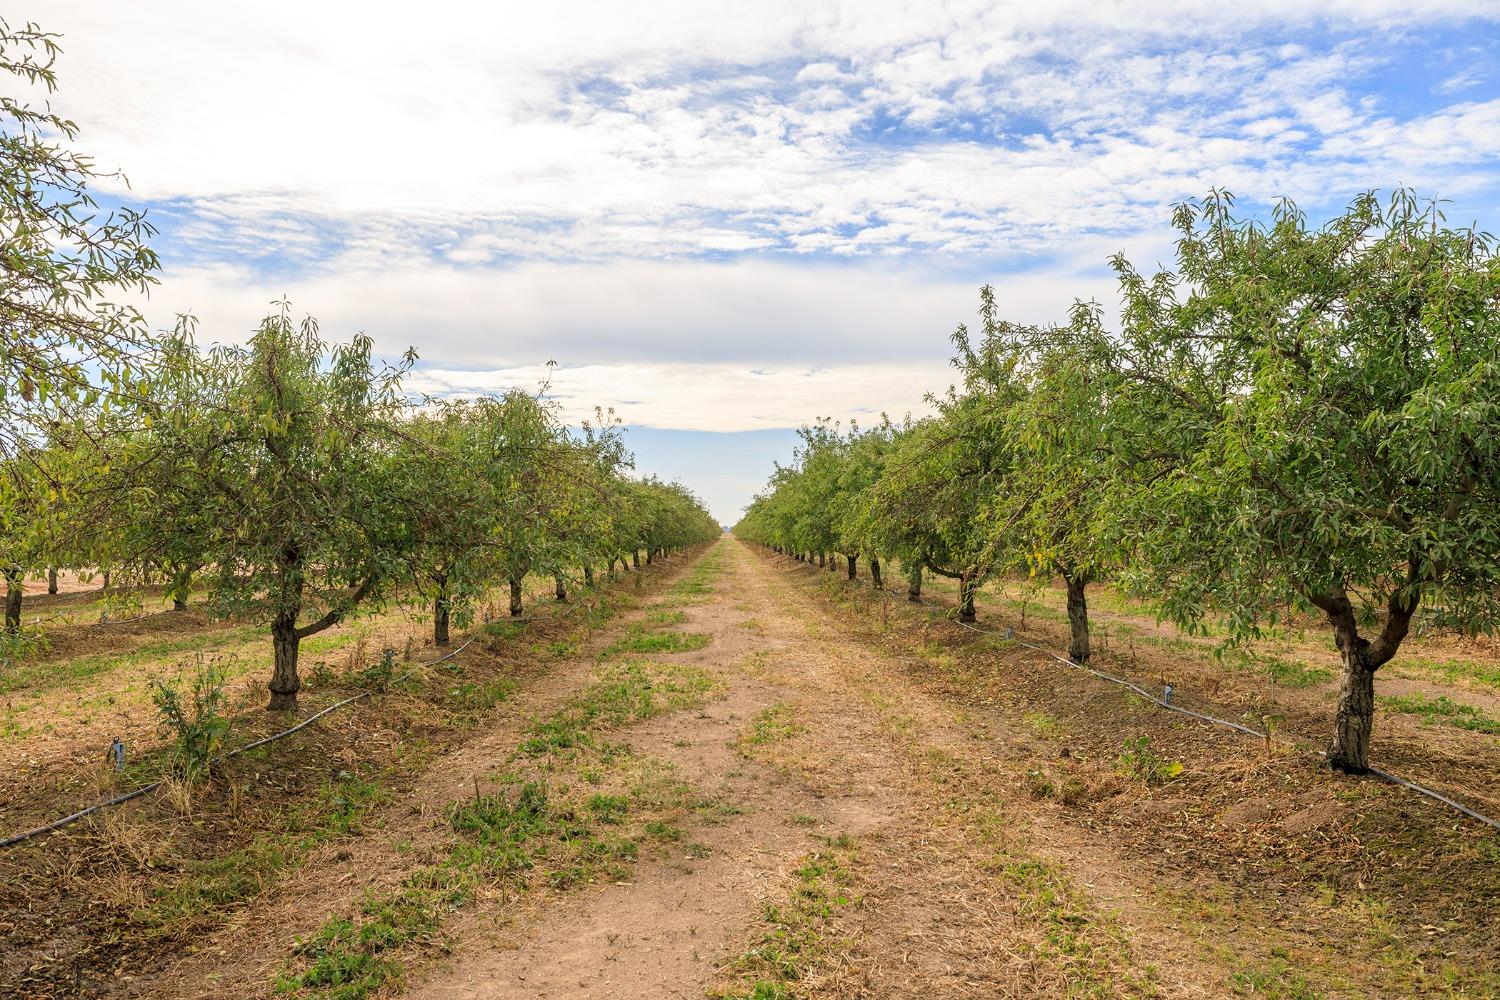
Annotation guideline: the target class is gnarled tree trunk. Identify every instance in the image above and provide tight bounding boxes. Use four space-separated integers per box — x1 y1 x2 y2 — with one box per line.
433 596 450 646
957 570 977 624
509 576 524 617
1063 571 1091 663
269 611 301 711
846 554 858 581
632 551 641 570
907 562 922 602
4 567 22 635
554 576 568 602
1314 584 1417 775
47 567 57 595
583 565 594 587
870 556 882 588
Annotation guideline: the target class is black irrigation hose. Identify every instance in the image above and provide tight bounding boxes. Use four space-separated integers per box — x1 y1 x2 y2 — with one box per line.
952 618 1500 832
0 637 478 849
774 550 1500 833
0 563 652 850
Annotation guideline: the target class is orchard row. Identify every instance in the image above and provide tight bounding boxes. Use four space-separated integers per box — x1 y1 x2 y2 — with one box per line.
736 192 1500 776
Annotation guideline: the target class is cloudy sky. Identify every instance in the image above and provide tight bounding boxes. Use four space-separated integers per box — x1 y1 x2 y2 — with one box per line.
36 1 1500 522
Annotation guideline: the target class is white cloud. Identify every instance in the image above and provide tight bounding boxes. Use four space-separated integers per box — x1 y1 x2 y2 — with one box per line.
142 255 1120 372
31 0 1500 265
22 0 1500 455
407 360 949 433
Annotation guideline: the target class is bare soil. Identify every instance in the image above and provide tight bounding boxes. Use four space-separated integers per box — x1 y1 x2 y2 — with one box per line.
3 540 1496 999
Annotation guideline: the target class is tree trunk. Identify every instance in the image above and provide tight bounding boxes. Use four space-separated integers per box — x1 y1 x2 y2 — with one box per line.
554 576 568 602
632 551 641 570
646 549 654 565
509 576 524 617
1316 584 1416 775
47 567 57 595
847 554 858 581
907 563 922 602
4 568 22 635
817 552 826 568
1064 572 1091 663
957 571 977 624
269 612 301 711
870 557 882 588
433 596 450 646
1328 646 1376 774
101 570 110 590
169 563 193 611
584 565 594 587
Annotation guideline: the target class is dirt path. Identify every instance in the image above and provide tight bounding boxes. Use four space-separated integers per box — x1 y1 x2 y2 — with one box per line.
401 537 1219 999
114 537 1495 999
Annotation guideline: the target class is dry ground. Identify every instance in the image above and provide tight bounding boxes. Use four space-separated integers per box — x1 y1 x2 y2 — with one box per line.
2 538 1496 999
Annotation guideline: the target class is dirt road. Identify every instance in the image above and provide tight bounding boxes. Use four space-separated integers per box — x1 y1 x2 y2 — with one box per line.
118 536 1496 999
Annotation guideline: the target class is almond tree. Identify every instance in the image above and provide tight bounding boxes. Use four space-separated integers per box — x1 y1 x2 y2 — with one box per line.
195 306 414 711
0 20 158 463
1110 191 1500 773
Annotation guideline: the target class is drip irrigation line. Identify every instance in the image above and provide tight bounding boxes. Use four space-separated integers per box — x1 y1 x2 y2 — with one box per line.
1 636 479 850
950 602 1500 832
771 546 1500 833
0 561 656 850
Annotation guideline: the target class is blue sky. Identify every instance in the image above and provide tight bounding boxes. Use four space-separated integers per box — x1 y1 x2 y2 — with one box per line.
37 1 1500 522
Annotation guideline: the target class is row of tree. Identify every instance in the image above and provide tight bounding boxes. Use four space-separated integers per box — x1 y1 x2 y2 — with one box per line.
736 192 1500 775
0 20 720 711
5 310 720 709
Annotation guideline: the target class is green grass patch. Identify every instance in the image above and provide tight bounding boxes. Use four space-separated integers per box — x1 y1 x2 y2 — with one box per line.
277 660 722 998
1252 653 1334 688
712 836 861 999
1395 655 1500 693
1023 710 1064 738
0 625 264 696
1378 692 1500 735
133 770 392 935
443 677 518 712
741 704 803 746
603 626 711 657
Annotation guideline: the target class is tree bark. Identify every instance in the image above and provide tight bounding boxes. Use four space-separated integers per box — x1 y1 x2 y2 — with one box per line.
169 563 195 611
957 570 977 624
1329 644 1376 773
433 570 451 646
47 567 57 595
584 565 594 587
101 570 110 590
554 576 568 602
847 554 858 581
646 549 654 565
818 552 826 568
509 576 524 617
4 567 22 635
269 611 300 711
907 563 923 602
870 557 882 588
1313 582 1418 774
1063 571 1091 663
632 551 641 570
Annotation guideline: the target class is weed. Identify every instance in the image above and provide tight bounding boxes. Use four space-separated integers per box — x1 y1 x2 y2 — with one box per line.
1378 692 1500 734
712 837 861 998
1022 710 1063 738
1116 736 1184 785
741 703 802 746
151 656 234 780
